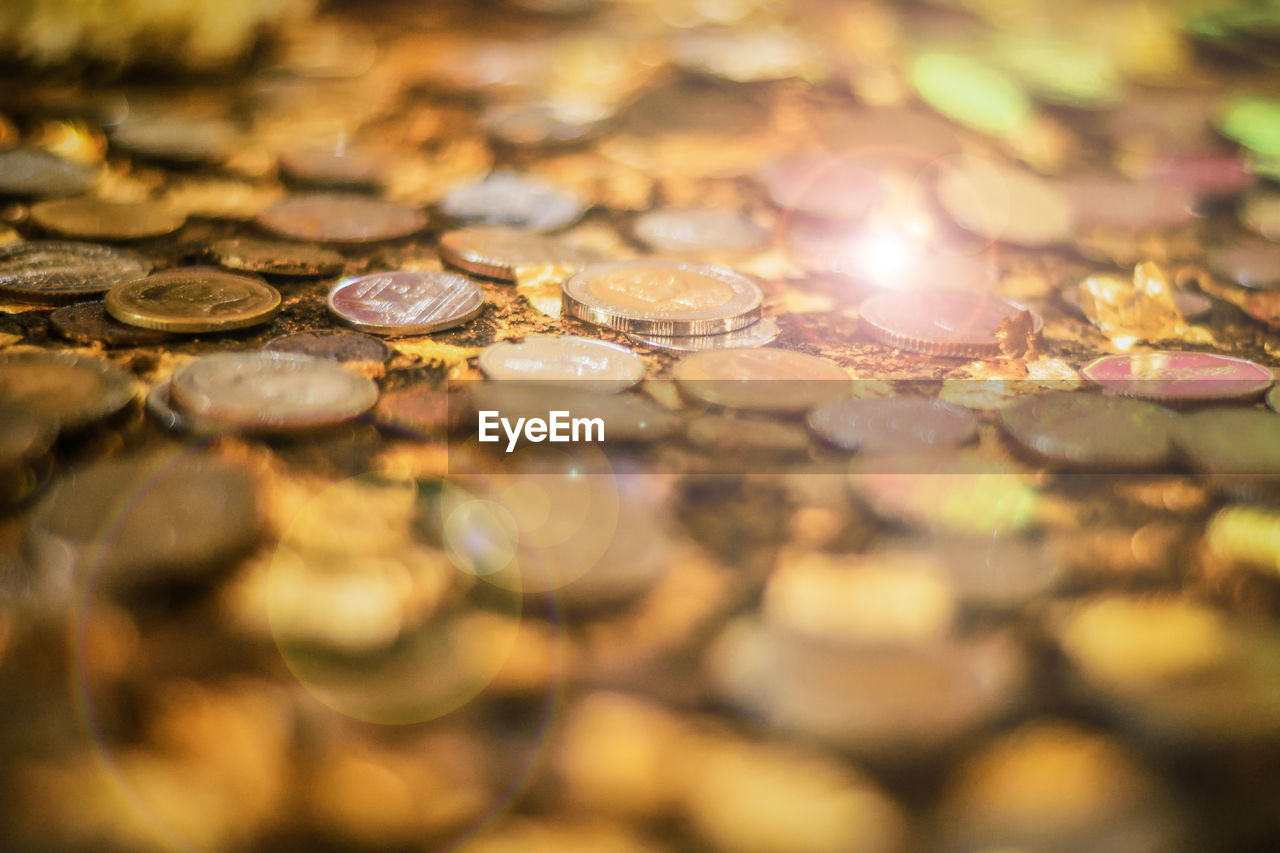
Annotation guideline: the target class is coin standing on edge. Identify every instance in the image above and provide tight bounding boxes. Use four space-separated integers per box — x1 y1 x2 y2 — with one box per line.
563 260 763 336
29 198 188 241
674 347 850 413
997 392 1178 471
328 271 484 336
478 335 646 390
808 397 978 453
438 227 606 282
0 350 136 432
256 194 427 244
859 290 1043 358
0 241 152 304
105 268 282 332
1080 351 1275 404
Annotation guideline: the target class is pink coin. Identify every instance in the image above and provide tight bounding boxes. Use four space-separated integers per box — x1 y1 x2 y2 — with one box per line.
1081 351 1275 404
327 271 484 336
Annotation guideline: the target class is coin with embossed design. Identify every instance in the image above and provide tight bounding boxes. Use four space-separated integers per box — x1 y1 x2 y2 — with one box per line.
439 227 606 282
327 271 484 335
256 193 427 244
0 241 151 304
105 268 282 332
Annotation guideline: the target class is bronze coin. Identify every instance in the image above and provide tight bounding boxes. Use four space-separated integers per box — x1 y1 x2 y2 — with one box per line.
256 193 427 244
50 301 173 347
0 350 136 432
438 227 606 282
859 290 1042 358
208 237 346 277
29 197 187 241
277 145 386 189
0 147 98 199
0 241 151 304
264 329 391 364
105 268 282 332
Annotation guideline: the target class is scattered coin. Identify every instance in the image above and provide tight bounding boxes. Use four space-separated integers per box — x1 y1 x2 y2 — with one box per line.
562 260 763 336
1239 191 1280 242
438 170 584 232
632 208 769 255
105 268 282 332
807 397 977 453
109 115 238 164
1173 408 1280 479
277 145 386 189
169 351 379 432
1080 351 1274 404
998 392 1177 471
29 197 187 241
478 335 645 390
50 300 172 347
0 147 98 198
0 350 136 431
674 348 849 413
1270 384 1280 413
208 237 346 278
0 241 151 304
910 50 1032 139
327 271 484 336
935 157 1075 246
438 227 606 282
0 404 56 470
144 380 222 435
626 317 781 352
256 193 427 244
1064 175 1200 232
755 155 884 222
264 330 390 364
1205 240 1280 290
373 384 461 439
859 290 1042 357
482 101 611 149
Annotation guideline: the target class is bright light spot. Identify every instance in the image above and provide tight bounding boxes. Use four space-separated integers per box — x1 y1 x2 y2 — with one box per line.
857 228 918 289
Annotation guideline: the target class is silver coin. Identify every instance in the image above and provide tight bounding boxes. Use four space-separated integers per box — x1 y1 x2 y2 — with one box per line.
632 208 770 255
0 241 152 304
627 317 781 352
327 271 484 336
0 147 99 198
438 170 584 232
478 334 645 391
169 351 378 432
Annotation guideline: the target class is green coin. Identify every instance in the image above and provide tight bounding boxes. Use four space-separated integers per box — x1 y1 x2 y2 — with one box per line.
992 34 1122 109
1216 95 1280 158
910 50 1032 138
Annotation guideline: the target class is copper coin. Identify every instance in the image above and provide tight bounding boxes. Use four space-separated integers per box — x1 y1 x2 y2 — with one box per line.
277 145 386 189
1206 241 1280 290
438 227 606 282
29 197 187 241
1064 175 1199 232
0 241 151 304
935 157 1075 247
0 350 136 432
50 301 172 347
632 208 770 255
1081 351 1274 404
438 171 583 232
0 147 98 198
208 237 346 278
627 317 782 352
109 116 238 164
674 348 850 413
859 290 1042 357
807 397 977 453
998 392 1177 471
264 330 390 364
477 334 645 390
105 268 282 333
756 154 884 221
256 193 427 244
327 271 484 336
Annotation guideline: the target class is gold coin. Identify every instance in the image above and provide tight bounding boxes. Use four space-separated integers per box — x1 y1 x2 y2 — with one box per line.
673 347 850 413
29 197 187 241
105 268 281 332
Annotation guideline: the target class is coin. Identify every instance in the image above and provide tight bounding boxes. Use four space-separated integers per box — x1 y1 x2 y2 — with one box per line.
373 385 461 439
169 351 379 432
105 268 282 332
0 241 151 304
910 50 1032 139
29 198 187 241
256 193 427 244
998 392 1177 471
144 380 222 435
438 170 584 232
935 157 1075 246
1064 175 1200 232
859 290 1043 358
807 397 977 453
1206 241 1280 290
1270 384 1280 413
632 208 769 255
0 350 136 431
264 330 390 364
277 145 386 189
438 227 606 282
478 335 645 390
0 147 98 198
1173 408 1280 479
50 301 172 347
208 237 346 278
686 414 812 455
482 101 611 150
327 271 484 336
674 348 849 413
109 115 238 164
1080 351 1274 404
755 155 884 222
562 260 763 336
626 317 781 352
0 404 56 470
1239 191 1280 242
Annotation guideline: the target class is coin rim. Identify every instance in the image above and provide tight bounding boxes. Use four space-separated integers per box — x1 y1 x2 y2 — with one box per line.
104 270 282 332
858 291 1043 358
626 317 782 352
326 270 485 336
562 260 763 335
1080 351 1275 403
0 241 153 305
477 334 646 387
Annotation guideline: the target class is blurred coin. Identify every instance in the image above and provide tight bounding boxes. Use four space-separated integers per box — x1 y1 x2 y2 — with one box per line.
0 404 56 469
208 237 345 278
256 194 427 244
264 330 390 364
563 260 762 336
674 348 848 413
468 382 677 442
991 33 1123 109
672 28 818 83
327 271 483 336
935 157 1074 246
1215 95 1280 161
632 208 769 255
438 227 605 282
109 115 237 164
373 384 466 439
438 171 583 232
626 317 781 352
1173 408 1280 479
29 197 186 241
807 397 977 453
910 50 1032 139
482 101 611 150
0 350 135 431
1206 240 1280 290
859 290 1042 358
998 392 1177 471
1081 351 1274 404
1240 190 1280 242
277 145 386 189
685 414 811 455
0 241 150 304
50 301 172 347
0 147 98 199
1064 175 1199 232
1270 384 1280 413
755 155 883 222
169 352 378 432
478 335 644 390
144 380 221 435
105 268 281 332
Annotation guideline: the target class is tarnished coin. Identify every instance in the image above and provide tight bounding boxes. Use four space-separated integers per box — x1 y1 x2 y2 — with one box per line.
998 392 1177 471
264 330 390 364
626 317 781 352
50 301 172 347
807 397 977 453
756 155 884 222
478 335 645 390
438 227 606 282
674 348 849 413
0 147 98 198
438 170 584 232
327 271 484 336
256 193 427 244
562 260 763 336
632 208 770 255
1081 351 1274 404
0 404 56 470
105 268 282 332
109 115 238 164
935 157 1075 246
0 241 151 304
859 290 1042 358
208 237 345 278
29 198 187 241
0 350 136 431
1173 408 1280 478
277 145 386 189
1206 241 1280 290
169 352 378 432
